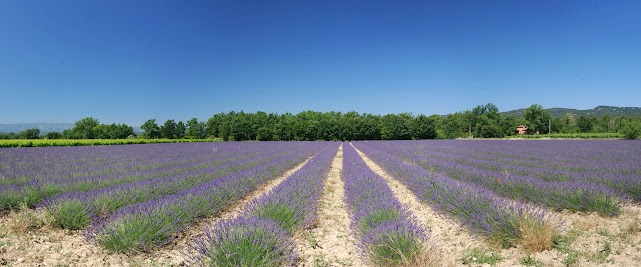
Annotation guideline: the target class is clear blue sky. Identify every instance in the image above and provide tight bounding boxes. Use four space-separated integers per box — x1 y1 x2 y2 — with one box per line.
1 0 640 126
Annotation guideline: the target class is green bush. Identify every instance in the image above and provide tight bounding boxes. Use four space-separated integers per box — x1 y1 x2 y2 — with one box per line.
620 121 641 140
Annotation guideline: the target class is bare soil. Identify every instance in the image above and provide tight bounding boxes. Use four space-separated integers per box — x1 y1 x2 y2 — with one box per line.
295 144 366 267
497 204 641 267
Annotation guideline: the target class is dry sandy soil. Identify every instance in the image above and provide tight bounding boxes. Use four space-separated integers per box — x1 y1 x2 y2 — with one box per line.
296 144 365 267
2 143 641 266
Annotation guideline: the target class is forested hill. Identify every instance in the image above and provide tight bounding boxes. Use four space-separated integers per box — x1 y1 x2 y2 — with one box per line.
502 106 641 118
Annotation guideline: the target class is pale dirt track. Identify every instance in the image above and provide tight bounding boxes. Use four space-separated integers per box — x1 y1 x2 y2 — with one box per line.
296 144 366 267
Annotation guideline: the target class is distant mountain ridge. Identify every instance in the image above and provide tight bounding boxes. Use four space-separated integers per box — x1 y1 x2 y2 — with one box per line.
0 123 74 133
502 106 641 118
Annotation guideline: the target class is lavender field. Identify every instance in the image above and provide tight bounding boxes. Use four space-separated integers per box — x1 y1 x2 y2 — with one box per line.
1 140 640 266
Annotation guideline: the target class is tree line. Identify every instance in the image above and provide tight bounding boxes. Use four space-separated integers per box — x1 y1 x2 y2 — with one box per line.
2 103 641 140
134 103 641 140
0 118 135 140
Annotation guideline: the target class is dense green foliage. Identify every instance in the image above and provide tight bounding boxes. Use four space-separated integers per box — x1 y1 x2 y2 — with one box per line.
513 133 624 139
620 120 641 140
2 104 640 143
524 104 552 134
185 104 638 141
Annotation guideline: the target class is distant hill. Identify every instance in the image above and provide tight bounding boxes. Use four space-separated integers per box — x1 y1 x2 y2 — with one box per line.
0 123 74 133
502 106 641 118
0 123 142 134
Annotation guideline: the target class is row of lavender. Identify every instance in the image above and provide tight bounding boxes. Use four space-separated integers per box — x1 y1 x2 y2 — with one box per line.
86 142 331 252
1 143 233 185
434 140 641 174
189 142 340 266
42 144 304 230
356 140 624 216
351 142 555 250
0 143 264 209
404 140 641 202
0 143 287 209
342 144 434 265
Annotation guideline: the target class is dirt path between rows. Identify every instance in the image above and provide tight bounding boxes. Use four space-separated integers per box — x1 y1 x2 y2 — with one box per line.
0 154 318 267
350 143 487 267
295 144 366 267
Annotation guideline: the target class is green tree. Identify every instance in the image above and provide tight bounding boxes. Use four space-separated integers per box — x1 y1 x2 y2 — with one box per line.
412 114 437 139
524 104 551 134
206 113 226 138
560 113 576 133
256 125 273 141
620 120 641 140
45 131 63 139
108 123 134 139
141 119 161 139
440 113 467 139
460 103 504 138
576 116 594 133
94 124 129 139
230 111 253 141
0 133 13 139
18 128 40 139
380 113 413 140
186 118 207 139
94 124 111 139
480 124 501 138
500 115 517 136
71 117 100 139
176 121 186 139
160 120 178 139
551 117 563 133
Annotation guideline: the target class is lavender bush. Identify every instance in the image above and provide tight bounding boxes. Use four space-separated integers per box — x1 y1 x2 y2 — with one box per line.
352 142 554 250
342 144 433 266
43 146 298 229
87 142 331 252
356 140 624 216
0 143 293 209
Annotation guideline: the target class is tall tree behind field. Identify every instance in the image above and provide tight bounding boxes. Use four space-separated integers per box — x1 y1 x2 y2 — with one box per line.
94 123 134 139
439 112 468 139
141 119 161 139
18 128 40 139
576 116 594 133
186 118 206 139
380 113 413 140
160 120 178 139
464 103 506 138
68 117 100 139
524 104 552 134
411 114 437 139
176 121 186 139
